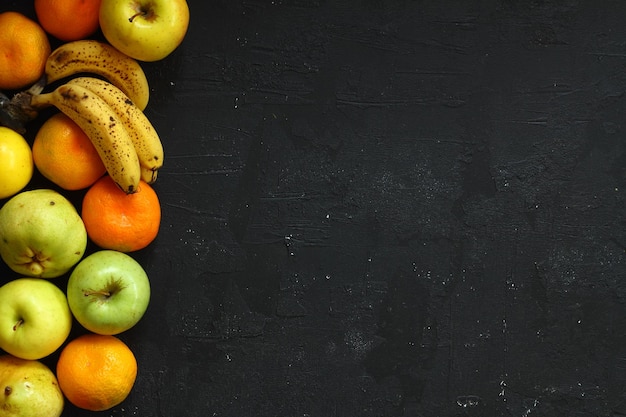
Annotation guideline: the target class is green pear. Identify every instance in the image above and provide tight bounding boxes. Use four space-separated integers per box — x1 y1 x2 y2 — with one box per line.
0 189 87 278
0 355 64 417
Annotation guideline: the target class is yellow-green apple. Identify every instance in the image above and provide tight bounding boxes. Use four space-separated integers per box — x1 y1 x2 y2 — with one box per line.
0 354 64 417
99 0 189 62
0 127 33 200
67 250 151 335
0 189 87 278
0 278 72 360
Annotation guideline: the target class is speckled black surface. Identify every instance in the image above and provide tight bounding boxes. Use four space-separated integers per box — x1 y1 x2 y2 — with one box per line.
2 1 626 416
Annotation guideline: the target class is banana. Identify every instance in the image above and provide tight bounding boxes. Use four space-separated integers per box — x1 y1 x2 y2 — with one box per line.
30 84 141 194
65 77 163 184
44 40 150 111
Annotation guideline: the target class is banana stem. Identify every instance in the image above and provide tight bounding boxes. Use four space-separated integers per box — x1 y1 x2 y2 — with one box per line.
29 92 55 109
26 74 47 96
0 91 40 134
0 76 52 133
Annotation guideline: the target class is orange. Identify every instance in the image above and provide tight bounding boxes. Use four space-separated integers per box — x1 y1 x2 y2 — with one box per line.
0 11 51 90
82 175 161 252
35 0 102 42
56 334 137 411
32 113 106 190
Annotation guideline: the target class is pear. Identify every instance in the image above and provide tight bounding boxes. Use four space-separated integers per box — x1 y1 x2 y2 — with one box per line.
0 189 87 278
0 355 64 417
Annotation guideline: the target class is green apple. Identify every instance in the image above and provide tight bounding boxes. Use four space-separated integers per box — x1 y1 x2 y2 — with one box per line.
0 127 33 200
0 278 72 360
99 0 190 62
0 354 64 417
67 250 151 335
0 189 87 278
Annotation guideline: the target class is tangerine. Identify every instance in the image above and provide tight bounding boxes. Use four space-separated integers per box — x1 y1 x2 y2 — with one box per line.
0 11 51 90
32 113 106 190
82 175 161 252
35 0 102 42
56 333 137 411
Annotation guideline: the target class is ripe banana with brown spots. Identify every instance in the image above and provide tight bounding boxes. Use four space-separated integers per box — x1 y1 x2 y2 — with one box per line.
30 83 141 194
44 40 150 110
65 77 163 184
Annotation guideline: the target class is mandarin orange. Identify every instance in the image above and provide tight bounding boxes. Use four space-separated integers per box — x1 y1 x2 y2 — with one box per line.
0 12 51 90
35 0 102 41
56 334 137 411
32 113 106 190
82 175 161 252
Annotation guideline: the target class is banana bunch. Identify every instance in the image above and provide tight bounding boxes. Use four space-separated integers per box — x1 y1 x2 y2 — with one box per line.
27 40 163 194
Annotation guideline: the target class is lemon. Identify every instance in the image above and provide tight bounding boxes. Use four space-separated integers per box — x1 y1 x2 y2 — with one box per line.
0 127 33 199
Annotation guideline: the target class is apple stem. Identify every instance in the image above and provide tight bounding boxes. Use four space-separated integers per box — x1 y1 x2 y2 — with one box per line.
4 386 11 396
12 319 23 331
128 10 147 23
84 290 111 298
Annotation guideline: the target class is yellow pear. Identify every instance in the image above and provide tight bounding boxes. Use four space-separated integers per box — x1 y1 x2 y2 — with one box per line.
0 355 64 417
0 189 87 278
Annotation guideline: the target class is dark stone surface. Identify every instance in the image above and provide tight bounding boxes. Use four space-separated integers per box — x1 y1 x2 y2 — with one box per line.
2 1 626 416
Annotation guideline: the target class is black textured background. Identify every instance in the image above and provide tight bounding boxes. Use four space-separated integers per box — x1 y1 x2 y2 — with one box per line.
2 1 626 416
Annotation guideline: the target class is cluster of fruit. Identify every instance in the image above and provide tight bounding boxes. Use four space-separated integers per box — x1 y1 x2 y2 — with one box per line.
0 0 189 415
31 39 162 194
